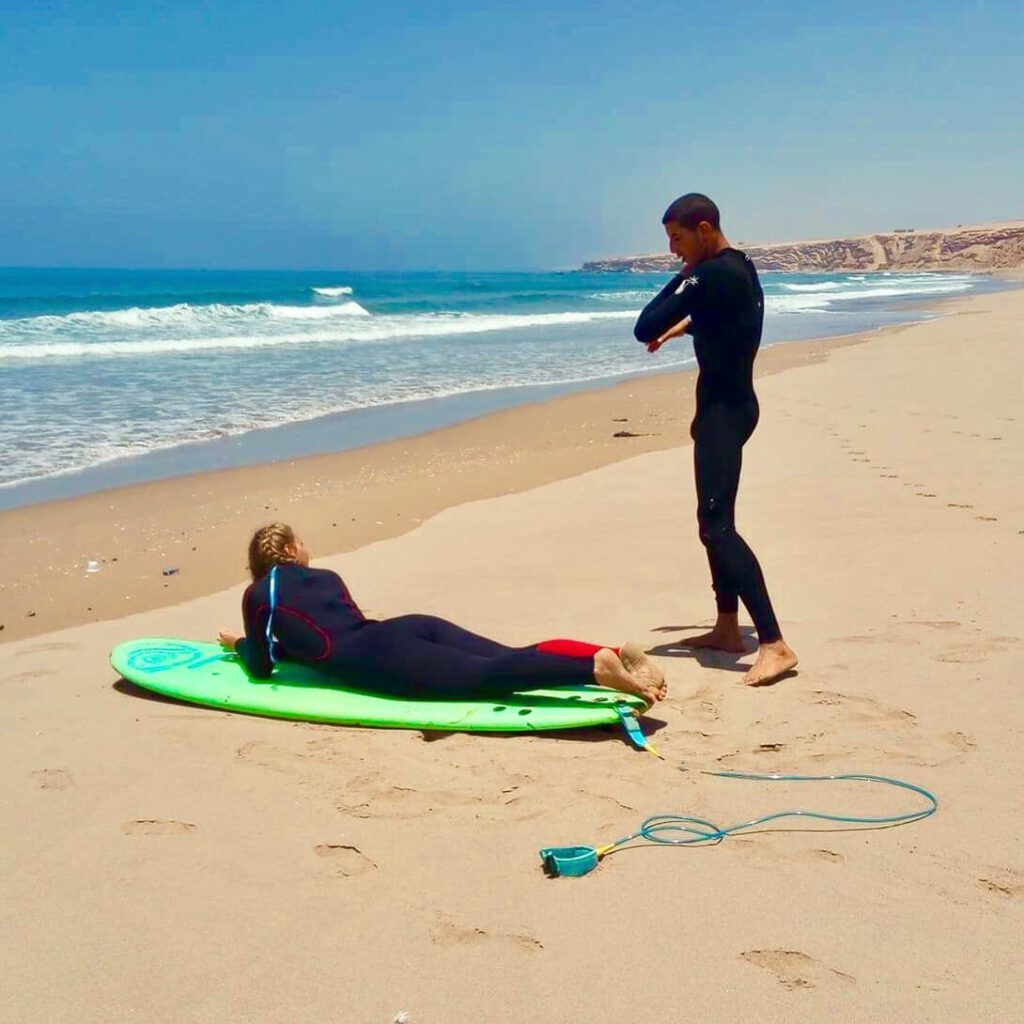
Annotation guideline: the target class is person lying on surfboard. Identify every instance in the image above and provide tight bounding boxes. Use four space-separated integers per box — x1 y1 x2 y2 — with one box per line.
217 523 667 707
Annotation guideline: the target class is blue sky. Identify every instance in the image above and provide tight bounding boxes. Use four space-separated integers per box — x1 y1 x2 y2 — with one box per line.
1 1 1021 269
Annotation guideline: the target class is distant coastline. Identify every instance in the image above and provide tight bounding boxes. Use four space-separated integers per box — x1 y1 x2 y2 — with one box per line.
582 220 1024 273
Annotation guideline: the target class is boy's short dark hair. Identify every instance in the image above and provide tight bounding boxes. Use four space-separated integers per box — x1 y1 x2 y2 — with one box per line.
662 193 721 230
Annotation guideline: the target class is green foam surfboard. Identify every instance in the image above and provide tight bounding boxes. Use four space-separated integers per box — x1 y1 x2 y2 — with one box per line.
111 637 645 731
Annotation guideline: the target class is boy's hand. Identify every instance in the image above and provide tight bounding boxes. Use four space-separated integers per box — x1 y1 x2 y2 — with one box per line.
218 631 241 649
647 316 692 353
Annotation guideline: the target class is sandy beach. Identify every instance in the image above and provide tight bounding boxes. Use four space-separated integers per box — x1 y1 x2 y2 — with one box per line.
3 284 1023 1022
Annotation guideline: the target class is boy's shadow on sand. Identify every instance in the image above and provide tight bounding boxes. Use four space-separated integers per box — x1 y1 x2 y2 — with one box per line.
647 624 762 675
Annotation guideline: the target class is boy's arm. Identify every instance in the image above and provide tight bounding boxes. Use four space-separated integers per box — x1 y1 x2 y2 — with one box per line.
633 270 704 345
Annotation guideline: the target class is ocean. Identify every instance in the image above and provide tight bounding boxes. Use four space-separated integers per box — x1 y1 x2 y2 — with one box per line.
0 266 1003 510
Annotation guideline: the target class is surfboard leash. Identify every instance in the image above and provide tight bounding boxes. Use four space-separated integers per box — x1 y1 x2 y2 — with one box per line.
539 770 938 878
615 703 664 759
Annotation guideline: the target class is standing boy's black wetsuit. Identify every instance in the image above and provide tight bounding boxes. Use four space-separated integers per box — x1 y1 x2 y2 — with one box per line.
233 564 599 696
634 248 781 642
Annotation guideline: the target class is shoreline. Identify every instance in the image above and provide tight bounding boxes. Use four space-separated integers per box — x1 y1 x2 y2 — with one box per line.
4 270 1011 512
0 365 695 512
0 283 1014 645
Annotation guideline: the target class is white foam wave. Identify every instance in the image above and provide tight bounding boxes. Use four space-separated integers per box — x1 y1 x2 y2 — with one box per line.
819 281 973 301
588 290 658 302
780 281 844 292
265 302 370 320
767 278 972 313
0 309 638 361
312 285 354 297
780 275 975 295
765 293 831 313
2 299 371 335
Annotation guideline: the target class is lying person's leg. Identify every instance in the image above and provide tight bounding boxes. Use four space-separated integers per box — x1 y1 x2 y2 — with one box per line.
403 618 667 700
332 618 659 704
396 618 665 701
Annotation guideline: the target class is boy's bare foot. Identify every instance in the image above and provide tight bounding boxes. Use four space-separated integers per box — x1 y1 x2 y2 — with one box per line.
592 648 657 708
618 642 668 702
743 640 798 686
680 613 747 654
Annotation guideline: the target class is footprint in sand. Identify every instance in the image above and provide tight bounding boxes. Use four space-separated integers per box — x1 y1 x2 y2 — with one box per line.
431 913 542 953
336 776 543 823
122 820 197 835
16 641 78 658
934 635 1018 664
829 633 920 647
806 691 917 730
236 738 320 771
234 737 362 795
9 669 58 685
685 685 723 725
831 620 966 641
944 731 977 753
574 788 639 813
314 843 377 877
238 738 543 823
730 842 846 867
31 768 74 790
740 949 855 990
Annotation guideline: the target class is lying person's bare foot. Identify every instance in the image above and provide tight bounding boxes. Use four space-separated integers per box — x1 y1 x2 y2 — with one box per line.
743 639 798 686
593 648 658 708
680 613 747 654
619 642 668 702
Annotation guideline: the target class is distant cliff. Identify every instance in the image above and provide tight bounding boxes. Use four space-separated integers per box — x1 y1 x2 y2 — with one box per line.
582 221 1024 273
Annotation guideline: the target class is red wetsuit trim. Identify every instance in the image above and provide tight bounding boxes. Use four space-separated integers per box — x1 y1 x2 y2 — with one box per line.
535 639 618 659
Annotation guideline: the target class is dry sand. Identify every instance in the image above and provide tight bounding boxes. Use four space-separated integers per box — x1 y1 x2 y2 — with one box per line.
3 287 1023 1022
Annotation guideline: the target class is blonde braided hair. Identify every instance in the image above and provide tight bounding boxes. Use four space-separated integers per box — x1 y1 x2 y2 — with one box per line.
248 522 300 581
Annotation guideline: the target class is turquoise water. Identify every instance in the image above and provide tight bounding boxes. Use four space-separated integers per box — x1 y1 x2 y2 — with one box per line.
0 267 1000 508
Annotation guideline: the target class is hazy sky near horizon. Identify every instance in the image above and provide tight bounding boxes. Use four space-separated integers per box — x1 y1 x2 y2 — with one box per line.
2 1 1022 270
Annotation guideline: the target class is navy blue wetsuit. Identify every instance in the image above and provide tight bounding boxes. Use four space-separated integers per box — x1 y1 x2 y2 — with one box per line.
234 564 600 696
634 248 781 643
